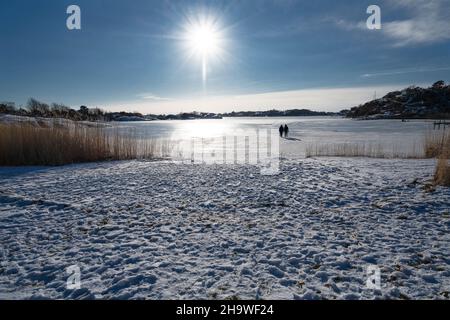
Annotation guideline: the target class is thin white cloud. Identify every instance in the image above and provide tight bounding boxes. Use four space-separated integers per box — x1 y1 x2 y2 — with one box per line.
362 66 450 78
333 19 366 32
104 85 415 114
383 18 450 46
136 93 171 101
335 0 450 46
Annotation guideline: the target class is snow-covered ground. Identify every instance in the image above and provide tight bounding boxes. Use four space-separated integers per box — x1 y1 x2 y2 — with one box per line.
0 114 109 128
0 158 449 299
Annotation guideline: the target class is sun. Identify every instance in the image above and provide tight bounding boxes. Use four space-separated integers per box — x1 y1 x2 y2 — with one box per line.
188 22 221 57
182 14 226 88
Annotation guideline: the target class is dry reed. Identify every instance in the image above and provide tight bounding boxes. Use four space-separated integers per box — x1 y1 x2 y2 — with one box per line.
430 131 450 186
434 156 450 187
424 130 450 158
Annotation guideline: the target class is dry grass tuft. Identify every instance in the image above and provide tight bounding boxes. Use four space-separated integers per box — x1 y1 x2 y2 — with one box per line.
424 130 450 158
425 130 450 187
434 156 450 187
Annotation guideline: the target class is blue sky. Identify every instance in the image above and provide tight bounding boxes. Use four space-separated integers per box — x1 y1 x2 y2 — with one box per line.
0 0 449 113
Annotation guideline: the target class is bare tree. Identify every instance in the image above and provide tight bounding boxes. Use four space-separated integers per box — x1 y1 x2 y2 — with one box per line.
27 98 50 117
51 103 71 118
0 102 16 114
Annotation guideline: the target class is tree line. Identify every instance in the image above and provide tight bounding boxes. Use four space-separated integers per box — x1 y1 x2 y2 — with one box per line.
1 98 338 122
0 98 142 122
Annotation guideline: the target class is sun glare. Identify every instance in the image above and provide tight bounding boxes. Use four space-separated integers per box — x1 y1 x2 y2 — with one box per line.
183 14 226 89
188 22 220 57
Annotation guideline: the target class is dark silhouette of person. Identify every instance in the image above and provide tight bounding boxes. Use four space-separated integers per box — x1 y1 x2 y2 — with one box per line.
279 125 284 137
284 124 289 138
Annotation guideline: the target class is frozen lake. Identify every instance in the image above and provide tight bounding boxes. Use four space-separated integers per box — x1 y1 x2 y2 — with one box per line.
116 117 437 159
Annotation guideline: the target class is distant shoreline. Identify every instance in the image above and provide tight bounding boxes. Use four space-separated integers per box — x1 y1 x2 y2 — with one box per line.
2 113 449 127
1 113 342 125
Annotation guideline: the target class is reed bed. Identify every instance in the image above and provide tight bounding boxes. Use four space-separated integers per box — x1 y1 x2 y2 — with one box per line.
305 129 450 187
0 122 169 166
306 130 450 160
305 142 423 159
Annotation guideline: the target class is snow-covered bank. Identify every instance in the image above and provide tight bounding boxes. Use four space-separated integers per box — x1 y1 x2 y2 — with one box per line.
0 114 109 128
0 158 448 299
